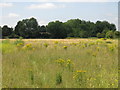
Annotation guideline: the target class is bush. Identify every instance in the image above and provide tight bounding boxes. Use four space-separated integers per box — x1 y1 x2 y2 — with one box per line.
56 72 62 85
114 31 120 38
43 43 49 48
63 46 67 50
106 31 114 38
97 33 105 38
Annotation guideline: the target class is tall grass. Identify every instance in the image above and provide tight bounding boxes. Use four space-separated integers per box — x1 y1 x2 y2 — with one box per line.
2 39 118 88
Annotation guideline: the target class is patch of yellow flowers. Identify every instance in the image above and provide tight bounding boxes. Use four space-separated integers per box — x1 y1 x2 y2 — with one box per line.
16 43 24 47
55 59 74 68
107 44 115 51
55 59 65 64
76 70 86 73
63 46 67 49
23 43 35 50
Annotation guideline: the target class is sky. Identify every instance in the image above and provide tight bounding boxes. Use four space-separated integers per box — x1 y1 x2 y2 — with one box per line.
0 0 119 30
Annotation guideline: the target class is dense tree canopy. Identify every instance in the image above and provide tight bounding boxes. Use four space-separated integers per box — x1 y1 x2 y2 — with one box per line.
2 25 13 38
47 21 67 38
1 17 119 39
0 26 2 39
114 31 120 38
14 17 40 38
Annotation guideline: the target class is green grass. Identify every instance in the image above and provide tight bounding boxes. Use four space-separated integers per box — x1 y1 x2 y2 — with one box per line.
2 39 118 88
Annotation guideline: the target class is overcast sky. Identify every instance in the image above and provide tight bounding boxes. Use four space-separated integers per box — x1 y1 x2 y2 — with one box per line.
0 0 119 30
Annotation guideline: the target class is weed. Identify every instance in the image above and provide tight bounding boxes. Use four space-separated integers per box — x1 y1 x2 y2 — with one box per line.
56 72 62 85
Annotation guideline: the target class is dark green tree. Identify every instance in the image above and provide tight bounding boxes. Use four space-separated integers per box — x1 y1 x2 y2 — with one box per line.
79 30 88 38
40 25 47 32
2 25 13 38
114 31 120 38
64 19 82 37
0 26 2 38
93 21 116 37
2 18 117 39
15 17 39 38
47 21 67 38
110 24 116 31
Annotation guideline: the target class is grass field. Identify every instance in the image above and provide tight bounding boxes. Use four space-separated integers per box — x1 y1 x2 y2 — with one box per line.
1 38 118 88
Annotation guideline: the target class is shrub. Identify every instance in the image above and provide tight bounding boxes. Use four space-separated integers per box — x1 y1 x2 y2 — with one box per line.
16 43 24 48
24 43 33 50
43 43 49 48
106 31 114 39
55 58 65 66
56 72 62 85
97 33 105 38
108 45 115 51
63 46 67 50
114 31 120 38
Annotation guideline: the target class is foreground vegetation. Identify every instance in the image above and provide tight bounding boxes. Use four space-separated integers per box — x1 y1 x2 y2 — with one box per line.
1 38 118 88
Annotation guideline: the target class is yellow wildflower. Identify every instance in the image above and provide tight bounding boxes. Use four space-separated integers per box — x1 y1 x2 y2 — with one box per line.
63 46 67 49
76 70 86 73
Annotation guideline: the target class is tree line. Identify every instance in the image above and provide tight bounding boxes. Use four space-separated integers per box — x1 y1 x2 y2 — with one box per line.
0 17 120 39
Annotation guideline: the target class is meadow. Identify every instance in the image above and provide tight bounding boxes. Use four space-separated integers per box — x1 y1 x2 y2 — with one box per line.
1 38 118 88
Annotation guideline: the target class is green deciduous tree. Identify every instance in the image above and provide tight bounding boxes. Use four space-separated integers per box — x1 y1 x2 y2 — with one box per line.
114 31 120 38
3 17 117 39
0 26 2 38
15 17 39 38
47 21 67 38
2 25 13 38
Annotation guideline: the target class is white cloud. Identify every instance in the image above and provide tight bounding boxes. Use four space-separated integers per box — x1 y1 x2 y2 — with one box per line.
28 3 65 9
8 13 20 18
38 20 48 25
0 3 13 7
